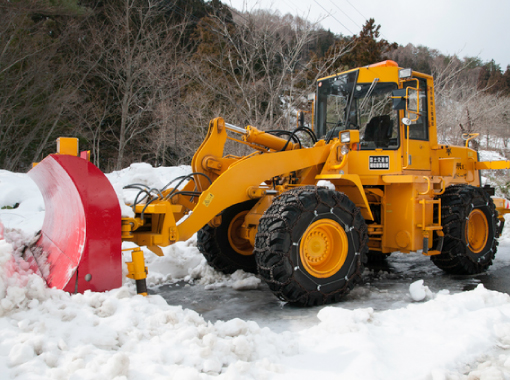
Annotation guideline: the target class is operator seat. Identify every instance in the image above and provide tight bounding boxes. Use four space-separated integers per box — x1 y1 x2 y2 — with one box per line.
363 115 393 148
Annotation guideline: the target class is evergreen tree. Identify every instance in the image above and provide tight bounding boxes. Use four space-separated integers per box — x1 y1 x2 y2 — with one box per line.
325 18 397 71
478 60 504 94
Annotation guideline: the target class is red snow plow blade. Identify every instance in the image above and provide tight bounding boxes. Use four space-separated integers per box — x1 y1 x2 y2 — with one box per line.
28 154 122 293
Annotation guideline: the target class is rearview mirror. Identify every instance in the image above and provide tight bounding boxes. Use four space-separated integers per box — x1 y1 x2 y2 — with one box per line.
392 89 407 110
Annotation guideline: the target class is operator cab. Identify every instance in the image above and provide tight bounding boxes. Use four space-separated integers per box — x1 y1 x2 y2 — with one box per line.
315 63 429 150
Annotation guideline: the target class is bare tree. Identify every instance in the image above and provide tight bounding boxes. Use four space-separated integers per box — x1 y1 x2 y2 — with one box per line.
75 0 192 170
0 3 81 170
432 55 510 151
192 10 350 133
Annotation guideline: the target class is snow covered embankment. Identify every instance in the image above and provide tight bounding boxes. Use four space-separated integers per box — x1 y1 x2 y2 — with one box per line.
0 237 296 379
4 232 510 380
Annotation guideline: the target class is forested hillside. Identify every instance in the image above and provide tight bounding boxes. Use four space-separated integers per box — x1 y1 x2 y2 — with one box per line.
1 0 509 171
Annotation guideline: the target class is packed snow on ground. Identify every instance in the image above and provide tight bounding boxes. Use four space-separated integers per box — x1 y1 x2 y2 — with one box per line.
2 159 510 379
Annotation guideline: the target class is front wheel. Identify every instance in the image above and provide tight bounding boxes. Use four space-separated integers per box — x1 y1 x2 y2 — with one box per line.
254 186 368 306
432 185 498 274
197 200 258 274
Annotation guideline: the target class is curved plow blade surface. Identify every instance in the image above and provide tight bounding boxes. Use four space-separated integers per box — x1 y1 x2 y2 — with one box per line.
28 155 122 293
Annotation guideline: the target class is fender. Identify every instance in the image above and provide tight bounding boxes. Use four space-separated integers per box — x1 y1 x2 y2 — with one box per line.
315 173 374 221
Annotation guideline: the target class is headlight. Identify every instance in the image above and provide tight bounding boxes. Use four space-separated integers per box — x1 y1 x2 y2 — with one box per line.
399 68 412 79
340 144 349 155
340 131 350 143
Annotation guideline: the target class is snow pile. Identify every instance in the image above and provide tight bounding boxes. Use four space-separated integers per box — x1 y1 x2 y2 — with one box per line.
0 278 295 379
124 239 261 290
1 293 293 377
0 234 54 317
106 163 191 218
0 224 291 379
409 279 433 301
0 170 44 235
111 163 262 291
0 226 55 317
279 285 510 380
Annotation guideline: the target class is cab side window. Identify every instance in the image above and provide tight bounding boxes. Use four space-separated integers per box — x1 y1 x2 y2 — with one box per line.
404 78 428 140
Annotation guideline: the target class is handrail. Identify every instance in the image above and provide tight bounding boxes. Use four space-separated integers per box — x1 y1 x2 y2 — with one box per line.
418 176 431 195
418 176 445 195
462 133 479 148
402 124 411 169
331 153 348 170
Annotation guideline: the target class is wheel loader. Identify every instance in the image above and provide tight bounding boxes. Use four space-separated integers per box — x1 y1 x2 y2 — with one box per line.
26 60 510 306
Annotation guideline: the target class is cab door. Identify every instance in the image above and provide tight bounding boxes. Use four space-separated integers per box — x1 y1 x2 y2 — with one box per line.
402 78 431 171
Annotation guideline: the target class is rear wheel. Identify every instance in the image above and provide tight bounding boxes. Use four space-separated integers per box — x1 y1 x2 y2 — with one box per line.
432 185 498 274
254 186 368 306
197 200 257 274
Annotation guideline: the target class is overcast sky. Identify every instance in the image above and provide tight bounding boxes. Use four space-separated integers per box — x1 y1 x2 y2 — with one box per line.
226 0 510 70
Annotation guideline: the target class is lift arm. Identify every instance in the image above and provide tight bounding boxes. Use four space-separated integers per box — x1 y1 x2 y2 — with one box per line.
122 117 330 250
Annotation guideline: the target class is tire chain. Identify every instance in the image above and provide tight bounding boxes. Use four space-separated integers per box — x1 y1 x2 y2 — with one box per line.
433 184 498 274
255 186 368 305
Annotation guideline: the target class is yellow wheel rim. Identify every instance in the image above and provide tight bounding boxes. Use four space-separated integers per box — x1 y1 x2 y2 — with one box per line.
466 209 488 254
299 219 348 278
227 211 253 256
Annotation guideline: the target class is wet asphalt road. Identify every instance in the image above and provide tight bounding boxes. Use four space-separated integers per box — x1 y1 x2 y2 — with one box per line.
473 265 510 293
154 253 510 332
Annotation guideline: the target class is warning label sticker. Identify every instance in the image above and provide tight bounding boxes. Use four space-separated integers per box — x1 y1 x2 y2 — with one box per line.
369 156 390 170
203 192 214 207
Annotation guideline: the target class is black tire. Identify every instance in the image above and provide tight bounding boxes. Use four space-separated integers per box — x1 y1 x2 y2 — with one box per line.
254 186 368 307
431 185 498 274
197 200 258 274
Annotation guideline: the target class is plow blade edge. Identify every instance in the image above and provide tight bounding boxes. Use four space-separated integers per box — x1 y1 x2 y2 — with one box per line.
28 154 122 293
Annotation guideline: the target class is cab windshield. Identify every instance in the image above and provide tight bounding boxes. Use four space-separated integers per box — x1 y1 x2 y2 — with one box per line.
316 71 399 149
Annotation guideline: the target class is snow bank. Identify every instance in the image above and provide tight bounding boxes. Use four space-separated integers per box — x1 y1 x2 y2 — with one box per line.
279 285 510 380
0 234 294 379
0 170 44 235
106 163 191 218
4 234 510 380
123 238 261 291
